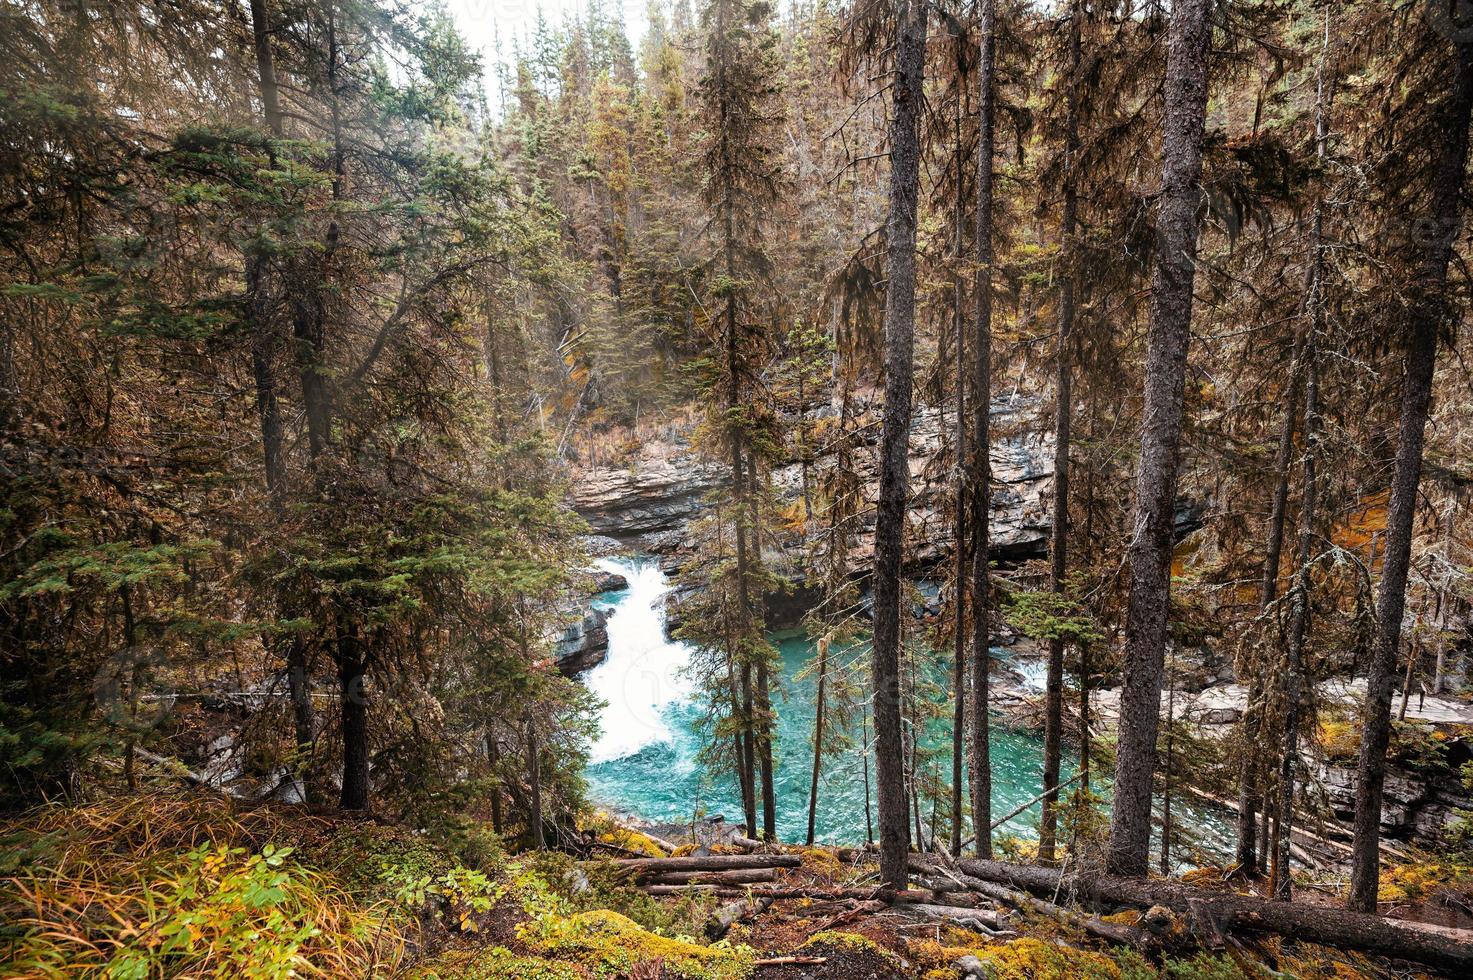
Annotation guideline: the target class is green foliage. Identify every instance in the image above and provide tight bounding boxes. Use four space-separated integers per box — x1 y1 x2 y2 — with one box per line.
1003 586 1104 646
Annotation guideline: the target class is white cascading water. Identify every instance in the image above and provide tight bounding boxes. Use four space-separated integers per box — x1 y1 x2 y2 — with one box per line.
584 558 695 763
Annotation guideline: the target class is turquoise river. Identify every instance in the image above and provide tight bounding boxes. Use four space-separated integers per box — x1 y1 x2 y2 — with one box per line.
582 557 1232 855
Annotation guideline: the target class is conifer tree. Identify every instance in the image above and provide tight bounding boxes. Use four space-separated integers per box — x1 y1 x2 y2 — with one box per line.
1109 0 1214 878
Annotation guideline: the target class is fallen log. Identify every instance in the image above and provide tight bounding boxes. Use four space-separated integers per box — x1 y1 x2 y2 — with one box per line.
955 858 1473 972
707 895 773 939
903 902 1012 936
646 868 778 885
890 888 981 909
605 854 801 874
912 861 1147 948
642 884 889 901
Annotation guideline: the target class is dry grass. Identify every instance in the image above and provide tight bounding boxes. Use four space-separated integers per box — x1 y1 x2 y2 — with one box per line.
0 793 405 978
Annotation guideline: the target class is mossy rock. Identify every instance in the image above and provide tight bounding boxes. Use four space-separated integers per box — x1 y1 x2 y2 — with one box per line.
523 908 753 979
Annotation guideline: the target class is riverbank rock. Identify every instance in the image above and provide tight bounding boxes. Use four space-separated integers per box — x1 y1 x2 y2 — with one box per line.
555 607 610 675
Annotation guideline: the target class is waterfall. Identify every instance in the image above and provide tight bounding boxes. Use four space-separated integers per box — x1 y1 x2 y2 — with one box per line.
584 557 695 763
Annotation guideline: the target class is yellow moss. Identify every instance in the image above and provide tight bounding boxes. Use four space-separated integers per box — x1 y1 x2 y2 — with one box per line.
1179 866 1228 885
596 827 667 857
797 846 842 872
523 909 753 980
976 937 1121 980
1377 859 1471 903
413 946 585 980
907 939 992 972
1319 719 1359 760
1099 910 1142 927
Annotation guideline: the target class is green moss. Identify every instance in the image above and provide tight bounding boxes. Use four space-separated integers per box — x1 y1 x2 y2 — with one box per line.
414 946 585 980
975 937 1122 980
521 908 753 979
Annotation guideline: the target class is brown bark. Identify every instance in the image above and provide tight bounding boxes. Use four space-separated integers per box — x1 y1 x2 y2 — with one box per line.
1108 0 1213 878
949 40 969 858
1236 335 1302 875
872 0 927 889
1041 0 1082 866
646 868 779 885
1349 31 1473 913
969 0 998 862
706 896 773 939
606 854 802 873
807 636 829 846
1272 13 1333 900
956 859 1473 972
337 633 370 810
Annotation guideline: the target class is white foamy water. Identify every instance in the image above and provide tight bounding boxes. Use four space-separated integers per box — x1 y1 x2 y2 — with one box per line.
584 558 695 763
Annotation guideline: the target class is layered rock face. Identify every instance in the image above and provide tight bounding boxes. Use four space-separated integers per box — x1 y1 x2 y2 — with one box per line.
570 395 1057 568
554 606 611 676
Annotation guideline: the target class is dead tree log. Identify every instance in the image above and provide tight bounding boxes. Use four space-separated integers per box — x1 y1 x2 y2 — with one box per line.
644 884 886 901
955 858 1473 971
707 895 773 939
903 903 1012 936
605 854 801 875
646 868 778 885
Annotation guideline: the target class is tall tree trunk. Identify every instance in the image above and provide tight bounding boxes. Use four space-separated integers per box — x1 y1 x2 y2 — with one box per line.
1041 0 1081 866
806 637 830 846
949 42 969 858
748 457 777 843
1349 31 1473 913
526 709 545 849
969 0 997 861
1273 345 1317 900
739 661 758 835
872 0 927 888
1160 657 1174 875
248 0 313 784
1271 12 1333 900
338 631 370 810
1107 0 1213 878
486 731 504 834
1236 334 1303 875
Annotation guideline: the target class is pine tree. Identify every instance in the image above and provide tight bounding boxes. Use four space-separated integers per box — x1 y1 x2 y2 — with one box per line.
1108 0 1214 878
869 0 928 887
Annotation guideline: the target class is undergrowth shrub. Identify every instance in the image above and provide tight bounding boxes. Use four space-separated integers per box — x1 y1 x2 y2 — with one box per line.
0 794 404 977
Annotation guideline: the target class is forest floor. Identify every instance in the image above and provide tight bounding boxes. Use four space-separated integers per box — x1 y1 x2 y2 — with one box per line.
3 789 1470 978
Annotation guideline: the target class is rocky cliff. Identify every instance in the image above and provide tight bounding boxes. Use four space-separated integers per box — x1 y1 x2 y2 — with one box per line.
570 395 1056 567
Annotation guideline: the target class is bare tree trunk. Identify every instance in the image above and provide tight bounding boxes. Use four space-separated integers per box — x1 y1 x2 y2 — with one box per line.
871 0 927 889
1160 655 1174 876
1236 335 1303 875
526 709 544 849
338 632 370 811
1041 0 1081 866
1274 20 1333 898
1349 31 1473 913
862 700 874 845
969 0 998 862
486 731 503 834
807 637 830 846
949 43 969 858
247 0 312 784
1108 0 1213 878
